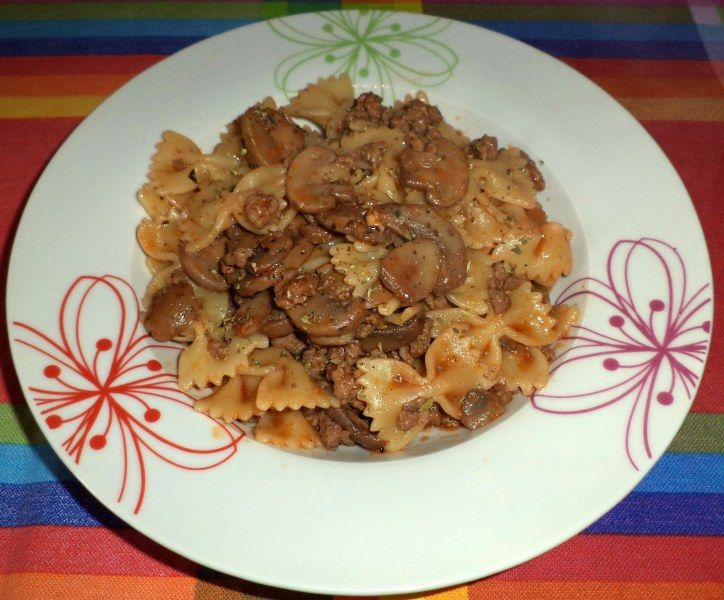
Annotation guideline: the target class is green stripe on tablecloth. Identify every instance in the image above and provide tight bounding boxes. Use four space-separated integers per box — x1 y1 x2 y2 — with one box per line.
667 413 724 454
1 402 721 452
0 404 46 445
0 3 693 24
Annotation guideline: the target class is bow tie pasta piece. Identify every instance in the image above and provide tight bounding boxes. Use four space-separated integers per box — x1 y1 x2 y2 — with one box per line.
492 222 573 288
444 195 508 251
178 323 269 390
467 147 537 209
254 410 323 450
445 249 495 316
330 242 389 299
193 121 251 188
137 219 181 264
250 348 339 412
231 164 296 235
148 130 203 196
499 342 550 395
358 358 431 452
286 74 354 130
502 282 566 346
194 375 263 423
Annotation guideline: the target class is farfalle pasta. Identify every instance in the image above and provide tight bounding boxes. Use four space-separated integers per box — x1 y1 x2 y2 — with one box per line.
138 77 578 453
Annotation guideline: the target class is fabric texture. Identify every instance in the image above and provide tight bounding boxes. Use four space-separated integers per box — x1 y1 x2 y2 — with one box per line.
0 1 722 598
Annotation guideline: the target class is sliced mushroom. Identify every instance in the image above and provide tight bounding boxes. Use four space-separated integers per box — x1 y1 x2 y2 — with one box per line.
179 239 228 292
372 204 467 293
285 294 365 342
144 280 201 342
399 138 468 207
327 407 386 452
286 146 354 214
239 105 304 167
260 311 295 338
379 239 442 305
231 290 273 336
316 205 394 246
360 313 425 353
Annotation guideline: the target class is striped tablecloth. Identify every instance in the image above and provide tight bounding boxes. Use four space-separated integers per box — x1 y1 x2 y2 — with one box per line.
1 1 722 598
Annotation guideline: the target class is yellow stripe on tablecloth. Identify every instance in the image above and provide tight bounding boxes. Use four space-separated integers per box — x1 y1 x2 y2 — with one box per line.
0 573 196 600
0 95 105 118
620 97 724 121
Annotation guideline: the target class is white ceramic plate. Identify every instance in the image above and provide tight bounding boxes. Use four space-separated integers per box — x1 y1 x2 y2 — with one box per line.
6 10 713 595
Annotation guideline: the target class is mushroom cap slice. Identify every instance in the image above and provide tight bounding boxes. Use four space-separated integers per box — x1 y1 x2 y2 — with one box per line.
179 239 228 292
379 239 442 305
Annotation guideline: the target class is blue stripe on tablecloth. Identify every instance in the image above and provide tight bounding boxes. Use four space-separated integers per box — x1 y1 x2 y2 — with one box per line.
475 22 722 43
0 444 71 484
0 19 250 38
0 482 123 528
585 492 724 535
0 36 205 56
1 481 722 534
0 32 714 60
1 19 720 44
2 443 722 493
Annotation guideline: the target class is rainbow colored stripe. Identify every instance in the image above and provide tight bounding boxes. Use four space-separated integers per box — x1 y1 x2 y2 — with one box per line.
0 1 722 598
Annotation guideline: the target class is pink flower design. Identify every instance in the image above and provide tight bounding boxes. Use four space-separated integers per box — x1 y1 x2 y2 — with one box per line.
532 238 711 469
13 275 243 514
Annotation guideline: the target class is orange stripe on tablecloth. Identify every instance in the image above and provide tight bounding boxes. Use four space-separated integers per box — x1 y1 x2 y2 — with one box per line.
0 95 104 118
0 573 196 600
0 74 133 96
619 97 724 121
595 77 723 98
468 582 723 599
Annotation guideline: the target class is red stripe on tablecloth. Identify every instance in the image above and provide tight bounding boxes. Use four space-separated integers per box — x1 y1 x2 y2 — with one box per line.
490 534 723 581
0 117 83 405
0 526 196 576
0 55 164 76
563 58 722 80
1 528 720 580
642 120 723 416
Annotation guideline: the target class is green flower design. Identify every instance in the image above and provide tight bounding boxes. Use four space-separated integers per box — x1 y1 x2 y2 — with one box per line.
268 10 458 101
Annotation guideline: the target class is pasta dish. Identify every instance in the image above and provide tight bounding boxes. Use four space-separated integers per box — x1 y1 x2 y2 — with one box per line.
137 76 577 452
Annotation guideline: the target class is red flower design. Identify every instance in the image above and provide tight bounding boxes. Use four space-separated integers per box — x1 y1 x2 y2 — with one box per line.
14 275 243 514
532 239 711 469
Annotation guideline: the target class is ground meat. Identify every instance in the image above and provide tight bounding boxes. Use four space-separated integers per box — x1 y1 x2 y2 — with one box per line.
397 398 424 431
301 345 329 378
270 333 307 355
244 192 280 229
399 317 432 363
356 141 387 172
459 384 512 429
222 238 256 272
144 281 201 342
521 150 545 191
488 262 524 314
426 403 460 430
207 338 229 359
318 271 352 302
388 99 442 136
275 273 318 310
304 408 353 450
467 134 499 160
424 294 452 310
326 363 360 404
343 92 389 130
